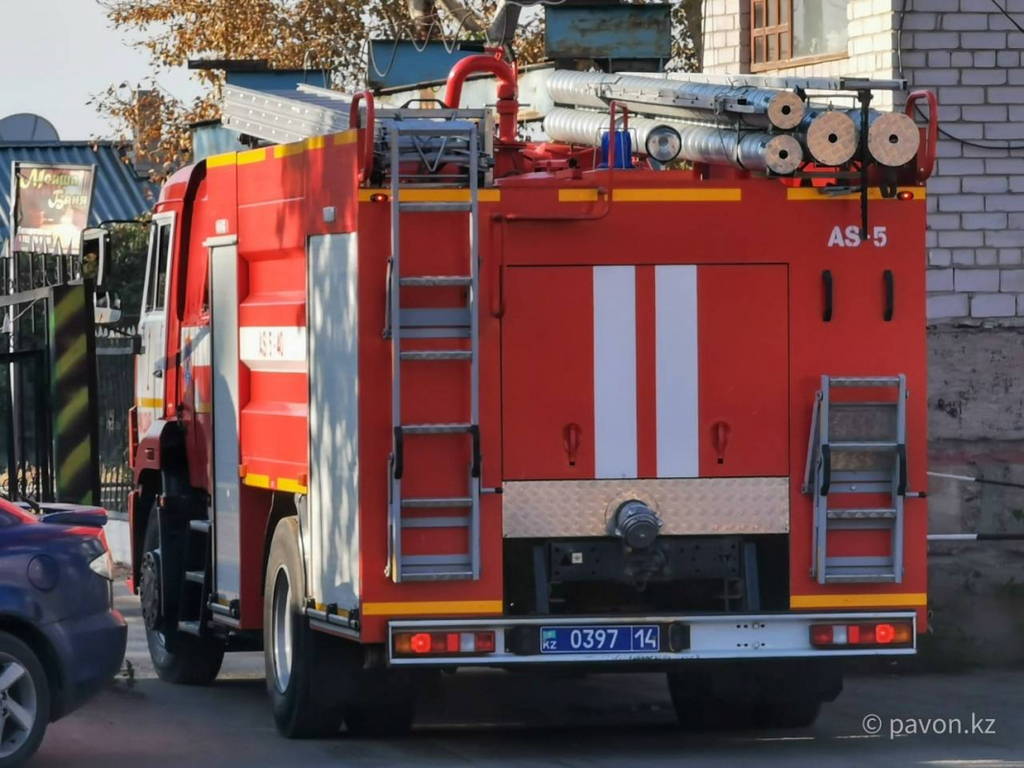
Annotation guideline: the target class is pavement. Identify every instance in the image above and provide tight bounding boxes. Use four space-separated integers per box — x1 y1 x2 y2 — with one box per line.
37 584 1024 767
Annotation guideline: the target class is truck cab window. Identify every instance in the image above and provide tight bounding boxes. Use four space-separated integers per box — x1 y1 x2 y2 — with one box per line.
145 221 172 313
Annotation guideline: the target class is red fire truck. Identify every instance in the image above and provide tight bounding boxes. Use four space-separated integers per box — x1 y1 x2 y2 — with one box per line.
127 56 936 736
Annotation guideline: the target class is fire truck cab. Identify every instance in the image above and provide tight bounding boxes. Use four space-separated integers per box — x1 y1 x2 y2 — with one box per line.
128 57 933 736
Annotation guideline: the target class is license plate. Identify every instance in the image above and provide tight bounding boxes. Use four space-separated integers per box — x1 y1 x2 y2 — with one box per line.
540 625 661 654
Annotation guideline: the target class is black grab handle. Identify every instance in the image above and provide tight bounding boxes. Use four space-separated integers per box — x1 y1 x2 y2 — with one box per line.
822 270 834 322
393 427 404 480
884 270 894 322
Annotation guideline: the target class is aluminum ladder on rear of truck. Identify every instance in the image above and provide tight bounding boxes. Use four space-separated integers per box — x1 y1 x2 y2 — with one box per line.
804 375 909 584
385 118 483 582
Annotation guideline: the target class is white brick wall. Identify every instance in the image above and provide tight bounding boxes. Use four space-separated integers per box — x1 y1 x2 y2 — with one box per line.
701 0 1024 324
903 0 1024 323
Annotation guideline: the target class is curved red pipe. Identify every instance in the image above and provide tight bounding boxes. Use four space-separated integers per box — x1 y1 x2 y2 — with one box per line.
445 54 518 143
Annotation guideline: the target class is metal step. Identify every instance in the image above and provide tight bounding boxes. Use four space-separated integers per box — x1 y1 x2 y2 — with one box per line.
400 553 474 580
830 440 898 452
830 376 901 388
184 570 206 585
177 620 202 637
189 519 212 534
823 571 898 584
399 307 471 328
400 350 472 361
401 497 473 508
401 515 471 527
826 508 897 520
401 423 474 435
400 276 472 287
400 202 473 213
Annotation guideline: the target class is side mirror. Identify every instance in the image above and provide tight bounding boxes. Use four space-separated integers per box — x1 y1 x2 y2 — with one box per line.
132 333 143 355
80 227 111 289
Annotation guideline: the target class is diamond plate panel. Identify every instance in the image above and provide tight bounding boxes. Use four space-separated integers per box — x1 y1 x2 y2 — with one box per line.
502 478 790 538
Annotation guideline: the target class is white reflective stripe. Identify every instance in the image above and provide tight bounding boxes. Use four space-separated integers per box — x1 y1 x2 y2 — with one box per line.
655 265 699 478
239 326 308 372
593 266 637 479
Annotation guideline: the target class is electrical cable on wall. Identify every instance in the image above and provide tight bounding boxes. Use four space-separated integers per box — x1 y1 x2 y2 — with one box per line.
897 0 1024 151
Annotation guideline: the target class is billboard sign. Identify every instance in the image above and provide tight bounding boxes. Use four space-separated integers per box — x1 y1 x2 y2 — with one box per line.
10 162 95 255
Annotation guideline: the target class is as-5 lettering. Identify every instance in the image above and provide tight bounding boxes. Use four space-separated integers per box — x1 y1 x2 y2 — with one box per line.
828 225 888 248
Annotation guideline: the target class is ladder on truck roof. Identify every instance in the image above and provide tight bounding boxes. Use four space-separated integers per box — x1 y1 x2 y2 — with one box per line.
804 375 909 585
386 115 483 582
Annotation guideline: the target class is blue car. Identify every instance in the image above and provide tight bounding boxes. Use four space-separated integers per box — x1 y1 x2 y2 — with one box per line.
0 497 127 767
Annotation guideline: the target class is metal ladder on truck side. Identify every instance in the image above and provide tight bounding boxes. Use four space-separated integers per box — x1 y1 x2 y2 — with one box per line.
386 118 482 583
804 375 909 584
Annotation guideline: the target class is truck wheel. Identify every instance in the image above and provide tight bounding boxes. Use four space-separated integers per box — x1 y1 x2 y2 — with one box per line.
264 517 346 738
754 698 822 729
666 671 753 731
141 510 224 685
344 671 418 738
0 632 50 768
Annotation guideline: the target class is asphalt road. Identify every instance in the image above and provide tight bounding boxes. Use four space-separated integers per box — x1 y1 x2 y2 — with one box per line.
37 585 1024 767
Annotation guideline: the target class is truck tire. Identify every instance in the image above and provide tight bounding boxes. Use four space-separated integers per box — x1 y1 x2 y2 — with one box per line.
754 698 822 729
666 670 754 731
0 632 50 768
344 668 418 738
264 517 346 738
141 510 224 685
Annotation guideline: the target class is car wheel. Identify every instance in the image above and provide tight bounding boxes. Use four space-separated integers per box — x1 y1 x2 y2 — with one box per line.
264 516 350 738
0 632 50 768
141 508 225 685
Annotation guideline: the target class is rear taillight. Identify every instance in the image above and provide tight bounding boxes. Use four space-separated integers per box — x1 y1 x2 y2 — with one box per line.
89 549 115 581
393 631 496 657
810 621 912 649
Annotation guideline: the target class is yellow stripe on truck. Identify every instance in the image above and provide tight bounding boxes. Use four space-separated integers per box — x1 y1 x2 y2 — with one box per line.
790 592 927 609
361 600 504 616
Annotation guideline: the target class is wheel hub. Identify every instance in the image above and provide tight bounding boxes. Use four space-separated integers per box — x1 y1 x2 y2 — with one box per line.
140 550 163 632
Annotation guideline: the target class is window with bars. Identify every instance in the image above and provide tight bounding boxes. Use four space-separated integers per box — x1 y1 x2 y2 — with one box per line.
751 0 849 71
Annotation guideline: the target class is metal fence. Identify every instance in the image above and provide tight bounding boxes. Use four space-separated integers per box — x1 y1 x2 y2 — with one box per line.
2 241 136 512
96 326 135 513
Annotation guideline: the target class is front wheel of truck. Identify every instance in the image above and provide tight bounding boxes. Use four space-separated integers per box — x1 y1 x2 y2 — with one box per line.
141 509 225 686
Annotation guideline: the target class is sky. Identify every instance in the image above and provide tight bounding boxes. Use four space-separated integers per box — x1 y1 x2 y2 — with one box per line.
1 0 204 140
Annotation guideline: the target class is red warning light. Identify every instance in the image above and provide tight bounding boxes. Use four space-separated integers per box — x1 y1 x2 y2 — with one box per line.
875 623 896 644
410 633 432 654
897 190 914 200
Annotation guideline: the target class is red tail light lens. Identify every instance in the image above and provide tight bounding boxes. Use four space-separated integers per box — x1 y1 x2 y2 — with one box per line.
393 630 498 657
810 621 913 649
810 625 834 646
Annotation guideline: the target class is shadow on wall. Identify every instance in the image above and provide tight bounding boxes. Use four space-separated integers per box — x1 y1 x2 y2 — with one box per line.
924 326 1024 668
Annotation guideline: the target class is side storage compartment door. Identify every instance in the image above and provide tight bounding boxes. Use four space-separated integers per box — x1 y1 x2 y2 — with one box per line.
210 238 242 605
696 265 789 477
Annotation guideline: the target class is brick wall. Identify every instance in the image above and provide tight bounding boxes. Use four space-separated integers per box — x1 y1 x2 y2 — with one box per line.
900 0 1024 323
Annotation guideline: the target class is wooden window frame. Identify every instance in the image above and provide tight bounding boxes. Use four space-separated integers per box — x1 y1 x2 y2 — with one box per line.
750 0 849 72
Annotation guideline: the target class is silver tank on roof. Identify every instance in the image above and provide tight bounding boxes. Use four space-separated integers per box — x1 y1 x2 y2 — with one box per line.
543 107 804 175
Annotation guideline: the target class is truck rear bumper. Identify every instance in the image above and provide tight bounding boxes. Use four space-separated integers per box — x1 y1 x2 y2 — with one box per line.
387 611 916 666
